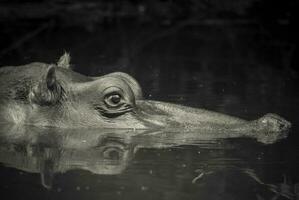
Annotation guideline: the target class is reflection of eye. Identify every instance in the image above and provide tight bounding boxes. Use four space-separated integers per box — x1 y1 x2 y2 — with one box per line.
103 147 123 160
105 93 122 108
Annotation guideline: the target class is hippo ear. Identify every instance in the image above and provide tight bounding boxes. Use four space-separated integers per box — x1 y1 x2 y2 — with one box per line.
46 65 57 90
57 52 71 69
29 65 63 105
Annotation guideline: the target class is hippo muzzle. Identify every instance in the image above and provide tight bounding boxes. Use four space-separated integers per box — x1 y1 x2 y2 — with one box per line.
133 100 291 134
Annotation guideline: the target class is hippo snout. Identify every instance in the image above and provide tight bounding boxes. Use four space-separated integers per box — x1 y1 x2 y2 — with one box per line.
252 113 291 144
257 113 291 133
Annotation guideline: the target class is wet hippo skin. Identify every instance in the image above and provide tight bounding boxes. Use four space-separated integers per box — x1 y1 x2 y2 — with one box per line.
0 53 291 138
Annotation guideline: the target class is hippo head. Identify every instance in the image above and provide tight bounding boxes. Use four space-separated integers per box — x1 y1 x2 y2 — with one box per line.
0 54 291 135
0 58 142 128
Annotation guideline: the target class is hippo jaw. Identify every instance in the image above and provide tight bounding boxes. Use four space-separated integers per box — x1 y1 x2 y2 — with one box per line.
130 100 291 133
132 100 246 130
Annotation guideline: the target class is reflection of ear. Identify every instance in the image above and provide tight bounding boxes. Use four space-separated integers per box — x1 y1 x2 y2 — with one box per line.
40 159 54 189
133 146 139 155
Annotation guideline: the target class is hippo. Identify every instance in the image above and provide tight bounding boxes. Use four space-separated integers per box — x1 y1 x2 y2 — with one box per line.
0 53 291 135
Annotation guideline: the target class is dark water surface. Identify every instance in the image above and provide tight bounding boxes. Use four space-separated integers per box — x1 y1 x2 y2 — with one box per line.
0 78 298 200
0 24 299 200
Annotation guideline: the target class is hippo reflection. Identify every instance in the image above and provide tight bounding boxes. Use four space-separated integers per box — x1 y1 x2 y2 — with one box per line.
0 124 296 198
0 53 291 135
0 125 138 189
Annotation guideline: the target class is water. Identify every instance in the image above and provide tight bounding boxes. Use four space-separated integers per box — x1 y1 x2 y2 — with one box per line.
0 24 298 200
0 124 297 200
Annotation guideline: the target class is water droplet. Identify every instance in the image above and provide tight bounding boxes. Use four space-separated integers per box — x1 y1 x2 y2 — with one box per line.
141 186 148 191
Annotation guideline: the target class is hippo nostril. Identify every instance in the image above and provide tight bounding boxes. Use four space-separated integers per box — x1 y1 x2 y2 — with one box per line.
279 123 285 129
280 121 292 131
285 122 291 130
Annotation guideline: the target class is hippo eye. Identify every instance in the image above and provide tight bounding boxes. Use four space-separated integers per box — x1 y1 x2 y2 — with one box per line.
104 93 122 108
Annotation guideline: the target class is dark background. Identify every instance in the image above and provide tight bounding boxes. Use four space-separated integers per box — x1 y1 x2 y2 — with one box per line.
0 0 297 72
0 1 299 200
